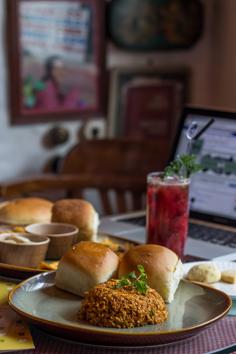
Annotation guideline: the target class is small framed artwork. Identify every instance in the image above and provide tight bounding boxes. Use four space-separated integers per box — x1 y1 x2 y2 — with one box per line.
108 67 189 142
107 0 203 51
6 0 106 125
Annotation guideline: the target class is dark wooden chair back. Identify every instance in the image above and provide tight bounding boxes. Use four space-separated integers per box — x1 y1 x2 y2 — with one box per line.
0 139 171 216
58 138 171 215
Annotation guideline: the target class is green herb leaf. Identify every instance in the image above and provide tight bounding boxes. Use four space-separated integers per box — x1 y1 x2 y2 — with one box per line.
115 278 130 288
164 154 201 179
128 271 137 280
134 280 148 295
115 265 148 295
137 264 145 274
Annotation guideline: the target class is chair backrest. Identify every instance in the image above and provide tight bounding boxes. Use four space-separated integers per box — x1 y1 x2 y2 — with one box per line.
0 139 171 215
58 138 171 215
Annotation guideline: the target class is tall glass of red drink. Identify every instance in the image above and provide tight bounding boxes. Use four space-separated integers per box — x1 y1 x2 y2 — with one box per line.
146 172 190 259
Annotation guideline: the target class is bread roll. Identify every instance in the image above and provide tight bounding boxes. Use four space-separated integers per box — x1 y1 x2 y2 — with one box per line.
0 198 53 225
55 241 119 296
118 244 183 303
51 199 99 242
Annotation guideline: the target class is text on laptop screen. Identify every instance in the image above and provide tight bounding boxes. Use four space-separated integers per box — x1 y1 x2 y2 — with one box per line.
175 113 236 222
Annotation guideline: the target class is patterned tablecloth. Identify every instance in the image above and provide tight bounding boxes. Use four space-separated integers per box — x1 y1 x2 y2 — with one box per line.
8 316 236 354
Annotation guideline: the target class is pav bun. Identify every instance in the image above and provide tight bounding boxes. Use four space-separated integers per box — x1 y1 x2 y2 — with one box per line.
51 199 99 242
118 244 184 303
55 241 119 297
0 198 53 225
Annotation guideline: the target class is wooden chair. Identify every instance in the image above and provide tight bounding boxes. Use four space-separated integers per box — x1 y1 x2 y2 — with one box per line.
0 138 171 215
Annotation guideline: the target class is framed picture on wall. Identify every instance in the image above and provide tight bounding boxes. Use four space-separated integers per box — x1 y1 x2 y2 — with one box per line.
108 67 189 142
107 0 203 51
7 0 106 125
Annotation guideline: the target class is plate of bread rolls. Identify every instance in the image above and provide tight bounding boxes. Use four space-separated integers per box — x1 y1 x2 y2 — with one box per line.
8 242 231 347
0 198 134 279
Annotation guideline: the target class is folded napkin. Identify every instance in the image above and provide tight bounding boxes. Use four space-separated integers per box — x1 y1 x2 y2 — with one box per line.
7 316 236 354
0 280 34 353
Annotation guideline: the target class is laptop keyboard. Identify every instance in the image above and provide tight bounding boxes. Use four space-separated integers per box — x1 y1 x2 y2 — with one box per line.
122 216 146 227
121 216 236 248
188 223 236 248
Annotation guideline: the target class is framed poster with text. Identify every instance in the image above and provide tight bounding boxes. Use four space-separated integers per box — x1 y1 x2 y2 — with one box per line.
7 0 106 125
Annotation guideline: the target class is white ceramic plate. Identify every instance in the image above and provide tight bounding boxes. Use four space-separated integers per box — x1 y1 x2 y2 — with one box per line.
8 272 231 347
184 261 236 299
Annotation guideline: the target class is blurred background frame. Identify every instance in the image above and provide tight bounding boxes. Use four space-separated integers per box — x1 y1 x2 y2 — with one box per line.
7 0 106 125
108 66 189 143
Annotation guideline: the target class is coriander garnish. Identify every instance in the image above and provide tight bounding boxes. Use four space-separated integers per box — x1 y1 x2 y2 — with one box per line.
163 154 201 179
115 264 148 295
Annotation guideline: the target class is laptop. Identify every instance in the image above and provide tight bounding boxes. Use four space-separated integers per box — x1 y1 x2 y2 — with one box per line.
99 106 236 260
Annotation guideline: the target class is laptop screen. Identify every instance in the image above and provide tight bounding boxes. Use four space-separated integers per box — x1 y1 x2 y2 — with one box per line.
173 107 236 227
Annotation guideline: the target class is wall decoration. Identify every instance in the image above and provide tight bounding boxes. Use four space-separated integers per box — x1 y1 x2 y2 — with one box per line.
108 67 189 141
7 0 105 125
42 126 70 149
108 0 203 51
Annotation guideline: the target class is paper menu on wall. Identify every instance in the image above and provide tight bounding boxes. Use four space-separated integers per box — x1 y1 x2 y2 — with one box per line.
0 280 34 352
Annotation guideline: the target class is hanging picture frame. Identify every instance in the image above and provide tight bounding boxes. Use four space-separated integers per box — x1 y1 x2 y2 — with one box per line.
7 0 106 125
107 0 203 51
108 66 189 142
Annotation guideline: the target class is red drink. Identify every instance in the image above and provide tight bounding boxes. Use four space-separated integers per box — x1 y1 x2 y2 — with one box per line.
146 172 190 259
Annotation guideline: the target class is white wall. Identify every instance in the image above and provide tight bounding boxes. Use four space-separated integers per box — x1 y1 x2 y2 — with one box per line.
0 0 227 182
0 1 86 181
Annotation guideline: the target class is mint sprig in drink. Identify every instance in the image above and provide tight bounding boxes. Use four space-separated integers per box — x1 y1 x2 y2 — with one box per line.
146 155 201 259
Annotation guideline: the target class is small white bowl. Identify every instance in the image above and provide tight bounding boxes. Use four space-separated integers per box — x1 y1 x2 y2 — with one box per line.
0 233 49 267
26 223 78 259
